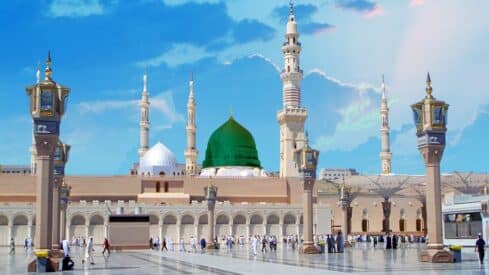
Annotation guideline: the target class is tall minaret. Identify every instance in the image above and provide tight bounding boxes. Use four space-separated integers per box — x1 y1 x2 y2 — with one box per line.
138 70 150 160
277 1 308 178
29 63 41 174
185 73 198 176
380 75 392 175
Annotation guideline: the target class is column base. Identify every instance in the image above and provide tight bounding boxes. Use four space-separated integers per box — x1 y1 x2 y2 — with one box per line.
27 250 64 272
300 243 320 254
420 248 453 263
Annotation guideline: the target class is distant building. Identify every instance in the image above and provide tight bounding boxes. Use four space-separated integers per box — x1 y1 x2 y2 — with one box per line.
319 168 359 181
0 164 31 175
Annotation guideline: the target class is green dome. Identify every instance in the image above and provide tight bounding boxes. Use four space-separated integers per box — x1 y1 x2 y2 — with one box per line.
203 116 261 168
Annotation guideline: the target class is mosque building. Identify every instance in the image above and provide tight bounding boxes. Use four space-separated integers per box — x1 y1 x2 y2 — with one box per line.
0 3 480 247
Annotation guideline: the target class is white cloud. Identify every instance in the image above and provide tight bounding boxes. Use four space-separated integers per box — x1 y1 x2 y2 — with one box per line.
137 44 213 68
75 91 184 124
391 127 417 156
313 95 379 152
162 0 220 6
248 53 281 73
48 0 104 18
307 68 381 94
409 0 425 7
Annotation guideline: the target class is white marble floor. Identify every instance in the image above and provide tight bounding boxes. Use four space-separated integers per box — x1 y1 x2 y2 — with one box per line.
1 243 488 274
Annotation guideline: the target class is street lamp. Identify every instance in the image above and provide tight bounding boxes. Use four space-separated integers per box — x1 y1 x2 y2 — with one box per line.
25 51 69 271
411 73 452 263
204 183 218 249
339 177 352 247
296 143 320 254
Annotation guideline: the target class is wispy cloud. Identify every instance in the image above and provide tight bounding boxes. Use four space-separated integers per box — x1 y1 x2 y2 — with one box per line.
409 0 425 7
247 53 281 73
306 68 381 94
136 43 212 68
75 91 184 124
48 0 105 18
335 0 384 18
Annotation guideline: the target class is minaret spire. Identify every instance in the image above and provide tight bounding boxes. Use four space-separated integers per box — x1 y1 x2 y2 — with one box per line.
138 70 150 160
425 72 433 98
44 51 52 81
185 72 198 176
278 3 308 178
380 74 392 175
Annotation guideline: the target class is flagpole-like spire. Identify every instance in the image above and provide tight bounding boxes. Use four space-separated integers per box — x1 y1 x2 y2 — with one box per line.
143 66 148 93
44 51 52 81
426 72 433 98
381 74 386 99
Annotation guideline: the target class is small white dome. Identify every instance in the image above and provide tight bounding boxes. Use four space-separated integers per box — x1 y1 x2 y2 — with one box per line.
139 142 177 176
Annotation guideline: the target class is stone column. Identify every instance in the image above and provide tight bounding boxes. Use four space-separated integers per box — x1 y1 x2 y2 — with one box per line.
229 222 233 237
301 179 318 253
159 221 164 243
65 218 71 243
59 208 66 241
104 223 109 239
85 222 90 242
7 222 13 246
194 222 198 240
206 205 215 248
419 147 452 262
27 220 33 240
263 221 267 236
176 221 182 242
246 223 250 240
34 139 56 250
52 178 61 248
279 223 284 245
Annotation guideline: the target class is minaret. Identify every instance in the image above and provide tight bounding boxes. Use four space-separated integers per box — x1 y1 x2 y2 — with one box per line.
185 73 198 176
380 75 392 175
277 1 308 178
30 63 41 174
138 70 150 160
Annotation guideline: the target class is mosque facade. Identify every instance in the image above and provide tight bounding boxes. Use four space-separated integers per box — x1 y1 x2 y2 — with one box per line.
0 4 478 247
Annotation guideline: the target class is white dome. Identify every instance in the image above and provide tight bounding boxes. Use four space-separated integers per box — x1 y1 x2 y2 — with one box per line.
138 142 177 176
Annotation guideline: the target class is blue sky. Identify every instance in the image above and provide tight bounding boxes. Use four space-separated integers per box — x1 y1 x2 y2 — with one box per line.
0 0 488 176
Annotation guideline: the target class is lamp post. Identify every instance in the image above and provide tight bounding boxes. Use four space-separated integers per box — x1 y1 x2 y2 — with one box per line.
25 52 69 270
204 183 218 249
411 73 452 263
52 141 70 248
297 143 320 254
339 178 352 247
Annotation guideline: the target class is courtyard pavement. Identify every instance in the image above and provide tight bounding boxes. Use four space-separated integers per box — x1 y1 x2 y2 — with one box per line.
1 243 488 274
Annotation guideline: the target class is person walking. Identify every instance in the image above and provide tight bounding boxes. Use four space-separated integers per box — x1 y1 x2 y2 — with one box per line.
62 239 70 258
82 237 95 265
162 238 168 251
149 237 153 250
102 238 111 257
336 231 344 253
200 238 206 251
476 233 486 265
8 238 15 255
179 238 186 252
251 235 258 256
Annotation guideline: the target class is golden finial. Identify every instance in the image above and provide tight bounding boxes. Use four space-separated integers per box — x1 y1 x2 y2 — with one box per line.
44 51 52 81
425 72 433 99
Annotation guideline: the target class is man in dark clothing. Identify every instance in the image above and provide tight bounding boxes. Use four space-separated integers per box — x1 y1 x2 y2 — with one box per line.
476 234 486 265
200 238 206 251
392 235 398 249
149 238 153 249
327 235 333 253
385 234 392 249
162 238 168 251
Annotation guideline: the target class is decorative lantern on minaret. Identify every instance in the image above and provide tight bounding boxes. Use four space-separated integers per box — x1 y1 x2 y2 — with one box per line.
25 51 70 258
411 73 452 263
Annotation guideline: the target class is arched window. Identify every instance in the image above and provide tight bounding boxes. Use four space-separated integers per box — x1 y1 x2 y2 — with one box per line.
164 182 169 193
156 182 160 193
287 66 290 72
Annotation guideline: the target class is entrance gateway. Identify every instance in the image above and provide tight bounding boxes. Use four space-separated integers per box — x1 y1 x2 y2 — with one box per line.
108 215 149 249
